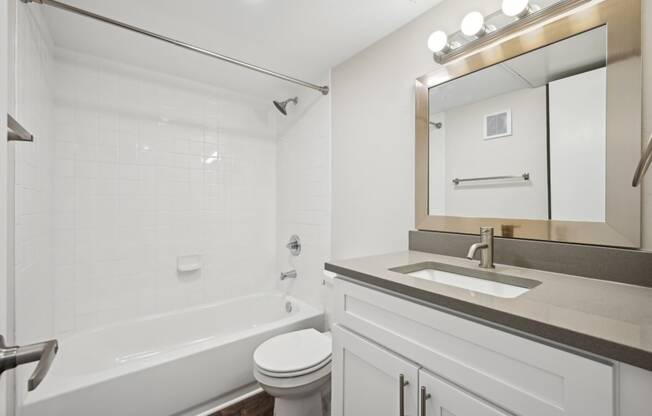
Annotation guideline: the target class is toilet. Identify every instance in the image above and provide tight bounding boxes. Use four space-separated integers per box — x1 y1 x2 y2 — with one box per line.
253 329 332 416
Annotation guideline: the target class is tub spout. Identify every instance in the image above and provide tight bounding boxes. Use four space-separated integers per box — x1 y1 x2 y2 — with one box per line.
280 270 297 280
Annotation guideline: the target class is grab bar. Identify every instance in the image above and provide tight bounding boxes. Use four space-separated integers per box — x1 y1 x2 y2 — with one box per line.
0 335 58 391
453 172 530 185
7 114 34 142
632 133 652 187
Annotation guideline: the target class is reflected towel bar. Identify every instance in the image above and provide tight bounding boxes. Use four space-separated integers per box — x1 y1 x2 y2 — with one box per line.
452 173 530 185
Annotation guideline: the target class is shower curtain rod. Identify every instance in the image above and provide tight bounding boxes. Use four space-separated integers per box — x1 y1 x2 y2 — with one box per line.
21 0 330 95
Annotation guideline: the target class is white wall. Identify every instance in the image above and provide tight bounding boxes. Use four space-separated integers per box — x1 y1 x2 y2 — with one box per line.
442 87 548 220
428 113 445 215
549 68 606 222
49 49 277 334
276 88 332 321
331 0 503 259
332 0 652 254
642 0 652 249
1 0 9 412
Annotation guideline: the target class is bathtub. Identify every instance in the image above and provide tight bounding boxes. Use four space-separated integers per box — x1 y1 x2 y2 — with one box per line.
20 293 324 416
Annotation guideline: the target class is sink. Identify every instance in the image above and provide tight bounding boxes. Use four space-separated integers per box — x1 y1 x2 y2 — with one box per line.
389 262 541 299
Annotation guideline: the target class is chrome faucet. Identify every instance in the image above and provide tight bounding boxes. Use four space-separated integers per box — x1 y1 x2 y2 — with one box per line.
280 270 297 281
467 227 495 269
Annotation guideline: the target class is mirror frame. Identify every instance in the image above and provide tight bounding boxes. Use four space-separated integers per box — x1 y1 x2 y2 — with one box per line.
415 0 642 248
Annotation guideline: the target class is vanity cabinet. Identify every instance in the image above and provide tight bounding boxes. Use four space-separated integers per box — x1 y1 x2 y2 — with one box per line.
331 278 615 416
333 324 511 416
332 325 418 416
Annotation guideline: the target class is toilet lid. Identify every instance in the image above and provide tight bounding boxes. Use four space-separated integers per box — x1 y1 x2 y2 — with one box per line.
254 329 332 374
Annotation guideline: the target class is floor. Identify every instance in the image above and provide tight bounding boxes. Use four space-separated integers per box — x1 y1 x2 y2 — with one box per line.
210 392 274 416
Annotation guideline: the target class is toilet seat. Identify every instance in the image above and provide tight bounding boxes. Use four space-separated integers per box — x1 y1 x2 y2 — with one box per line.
256 355 331 378
253 329 332 379
253 329 332 416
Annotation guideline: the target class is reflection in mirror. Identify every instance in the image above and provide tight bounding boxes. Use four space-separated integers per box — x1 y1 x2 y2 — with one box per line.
428 26 606 222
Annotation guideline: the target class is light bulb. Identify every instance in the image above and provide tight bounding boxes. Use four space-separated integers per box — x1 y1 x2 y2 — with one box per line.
502 0 534 18
427 31 449 53
461 11 487 37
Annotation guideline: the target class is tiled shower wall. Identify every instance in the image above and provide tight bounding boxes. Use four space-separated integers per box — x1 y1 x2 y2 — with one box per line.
13 6 55 345
276 91 331 318
50 50 277 334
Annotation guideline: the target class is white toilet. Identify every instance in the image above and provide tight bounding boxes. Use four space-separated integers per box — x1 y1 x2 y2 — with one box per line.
253 329 332 416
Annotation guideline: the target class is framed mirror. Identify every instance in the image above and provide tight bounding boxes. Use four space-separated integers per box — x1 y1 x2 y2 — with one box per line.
415 0 642 248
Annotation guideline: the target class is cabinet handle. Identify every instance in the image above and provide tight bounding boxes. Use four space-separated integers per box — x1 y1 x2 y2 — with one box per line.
399 373 409 416
420 386 431 416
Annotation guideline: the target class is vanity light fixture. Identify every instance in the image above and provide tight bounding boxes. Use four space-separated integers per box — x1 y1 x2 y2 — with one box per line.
502 0 539 18
426 0 557 64
461 11 492 38
427 31 459 54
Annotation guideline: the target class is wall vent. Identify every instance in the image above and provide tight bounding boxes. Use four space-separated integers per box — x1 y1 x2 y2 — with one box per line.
484 109 512 139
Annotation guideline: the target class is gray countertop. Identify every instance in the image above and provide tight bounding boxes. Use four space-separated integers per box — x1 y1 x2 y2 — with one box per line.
325 250 652 371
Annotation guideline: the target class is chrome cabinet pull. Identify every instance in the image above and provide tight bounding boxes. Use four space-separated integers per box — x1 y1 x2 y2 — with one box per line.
0 335 58 391
632 132 652 187
399 373 409 416
420 386 431 416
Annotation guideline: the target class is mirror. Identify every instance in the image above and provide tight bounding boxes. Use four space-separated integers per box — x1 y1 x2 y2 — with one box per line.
428 27 606 222
415 0 642 248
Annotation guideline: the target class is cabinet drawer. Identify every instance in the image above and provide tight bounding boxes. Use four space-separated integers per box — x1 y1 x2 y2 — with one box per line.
334 278 614 416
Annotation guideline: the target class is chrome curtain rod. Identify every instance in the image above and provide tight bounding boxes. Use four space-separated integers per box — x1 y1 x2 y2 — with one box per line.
21 0 330 95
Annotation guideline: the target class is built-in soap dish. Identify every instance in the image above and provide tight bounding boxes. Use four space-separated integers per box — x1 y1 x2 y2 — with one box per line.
177 255 202 273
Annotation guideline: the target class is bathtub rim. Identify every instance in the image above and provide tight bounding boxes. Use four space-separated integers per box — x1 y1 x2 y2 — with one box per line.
22 292 323 406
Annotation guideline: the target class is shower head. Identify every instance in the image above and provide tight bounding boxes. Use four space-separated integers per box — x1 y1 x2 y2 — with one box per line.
273 97 298 116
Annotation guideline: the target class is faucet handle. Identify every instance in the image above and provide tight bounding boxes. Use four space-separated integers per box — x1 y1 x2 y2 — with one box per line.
468 227 495 269
480 226 494 235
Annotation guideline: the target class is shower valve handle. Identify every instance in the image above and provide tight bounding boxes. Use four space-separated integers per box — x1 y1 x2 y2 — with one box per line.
0 335 59 391
286 235 301 256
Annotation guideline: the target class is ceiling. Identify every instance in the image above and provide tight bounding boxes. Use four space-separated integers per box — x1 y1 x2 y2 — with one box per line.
38 0 444 100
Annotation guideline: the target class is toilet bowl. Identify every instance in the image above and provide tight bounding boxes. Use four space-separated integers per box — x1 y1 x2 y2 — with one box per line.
253 329 332 416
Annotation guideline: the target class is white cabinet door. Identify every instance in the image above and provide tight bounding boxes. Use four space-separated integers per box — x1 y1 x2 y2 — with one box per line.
332 324 419 416
419 369 510 416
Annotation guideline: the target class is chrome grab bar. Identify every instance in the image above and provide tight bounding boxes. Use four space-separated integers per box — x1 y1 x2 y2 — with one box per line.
453 172 530 185
0 335 58 391
399 373 409 416
632 133 652 187
7 114 34 142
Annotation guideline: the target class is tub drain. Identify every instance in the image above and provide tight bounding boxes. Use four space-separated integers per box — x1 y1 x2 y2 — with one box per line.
285 301 293 313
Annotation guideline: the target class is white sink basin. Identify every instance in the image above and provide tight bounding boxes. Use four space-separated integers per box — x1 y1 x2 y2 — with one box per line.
390 262 541 299
406 268 530 298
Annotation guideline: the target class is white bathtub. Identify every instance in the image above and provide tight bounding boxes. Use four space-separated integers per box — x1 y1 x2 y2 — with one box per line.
20 293 324 416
